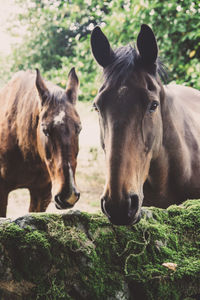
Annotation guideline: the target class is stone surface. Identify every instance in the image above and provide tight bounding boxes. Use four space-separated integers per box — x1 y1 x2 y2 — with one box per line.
0 201 200 300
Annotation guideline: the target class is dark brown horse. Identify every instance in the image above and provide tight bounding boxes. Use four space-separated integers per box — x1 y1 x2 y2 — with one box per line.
91 24 200 225
0 68 81 217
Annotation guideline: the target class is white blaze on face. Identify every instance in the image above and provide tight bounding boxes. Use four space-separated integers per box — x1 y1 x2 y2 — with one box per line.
118 86 128 98
54 110 65 125
52 163 78 207
67 163 78 205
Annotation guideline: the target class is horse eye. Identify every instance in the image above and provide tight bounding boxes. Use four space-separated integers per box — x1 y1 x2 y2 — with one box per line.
43 128 49 137
149 101 159 113
92 103 99 112
75 124 82 135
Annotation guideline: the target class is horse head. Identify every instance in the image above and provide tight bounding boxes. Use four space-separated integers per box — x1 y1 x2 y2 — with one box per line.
36 68 82 209
91 25 165 225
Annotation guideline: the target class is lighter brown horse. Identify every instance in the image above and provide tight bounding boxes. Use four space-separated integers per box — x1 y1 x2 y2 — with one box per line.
0 68 81 217
91 24 200 225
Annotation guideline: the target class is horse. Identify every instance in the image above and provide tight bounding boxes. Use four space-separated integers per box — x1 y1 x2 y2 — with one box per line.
91 24 200 225
0 68 82 217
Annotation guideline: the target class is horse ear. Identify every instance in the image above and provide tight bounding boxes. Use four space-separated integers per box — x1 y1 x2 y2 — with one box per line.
35 69 49 106
137 24 158 65
91 26 114 68
66 67 79 105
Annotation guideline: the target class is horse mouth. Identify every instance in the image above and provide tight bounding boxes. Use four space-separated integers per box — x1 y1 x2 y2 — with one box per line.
108 214 141 226
55 202 74 210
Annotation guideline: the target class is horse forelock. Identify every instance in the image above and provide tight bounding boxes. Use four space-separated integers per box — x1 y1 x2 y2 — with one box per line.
103 45 167 88
103 45 137 87
43 86 67 107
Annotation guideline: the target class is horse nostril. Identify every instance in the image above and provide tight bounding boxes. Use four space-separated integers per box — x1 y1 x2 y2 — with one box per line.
55 194 61 205
55 194 63 209
128 194 139 218
101 197 111 219
101 198 105 213
130 194 139 209
75 191 80 200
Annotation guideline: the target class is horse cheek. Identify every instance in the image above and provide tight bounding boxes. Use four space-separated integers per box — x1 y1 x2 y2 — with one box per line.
142 113 162 159
142 115 156 153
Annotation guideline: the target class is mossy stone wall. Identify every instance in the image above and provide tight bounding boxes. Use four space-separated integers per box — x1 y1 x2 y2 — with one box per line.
0 200 200 300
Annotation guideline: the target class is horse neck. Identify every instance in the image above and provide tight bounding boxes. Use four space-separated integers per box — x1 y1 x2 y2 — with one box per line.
152 83 185 184
160 84 182 147
17 92 40 159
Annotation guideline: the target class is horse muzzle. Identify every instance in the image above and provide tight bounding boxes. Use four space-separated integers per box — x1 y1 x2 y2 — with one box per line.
54 189 80 210
101 194 142 226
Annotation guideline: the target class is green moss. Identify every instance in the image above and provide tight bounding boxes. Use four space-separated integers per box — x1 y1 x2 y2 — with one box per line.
0 222 51 282
0 201 199 299
0 222 24 242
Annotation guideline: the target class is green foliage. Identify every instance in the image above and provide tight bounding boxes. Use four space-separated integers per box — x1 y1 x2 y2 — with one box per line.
126 0 200 88
1 0 199 99
101 0 200 89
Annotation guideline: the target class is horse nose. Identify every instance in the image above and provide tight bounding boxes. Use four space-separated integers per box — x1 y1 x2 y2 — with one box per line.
101 194 141 226
55 189 80 210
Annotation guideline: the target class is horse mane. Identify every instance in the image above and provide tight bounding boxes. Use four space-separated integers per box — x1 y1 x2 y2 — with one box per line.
103 45 168 87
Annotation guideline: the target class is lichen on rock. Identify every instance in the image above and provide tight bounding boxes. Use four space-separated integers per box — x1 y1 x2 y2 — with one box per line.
0 200 199 300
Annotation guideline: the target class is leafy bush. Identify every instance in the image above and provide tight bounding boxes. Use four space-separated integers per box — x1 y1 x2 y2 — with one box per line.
2 0 200 100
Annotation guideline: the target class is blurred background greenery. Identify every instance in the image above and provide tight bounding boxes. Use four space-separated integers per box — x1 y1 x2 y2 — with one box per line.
0 0 199 101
